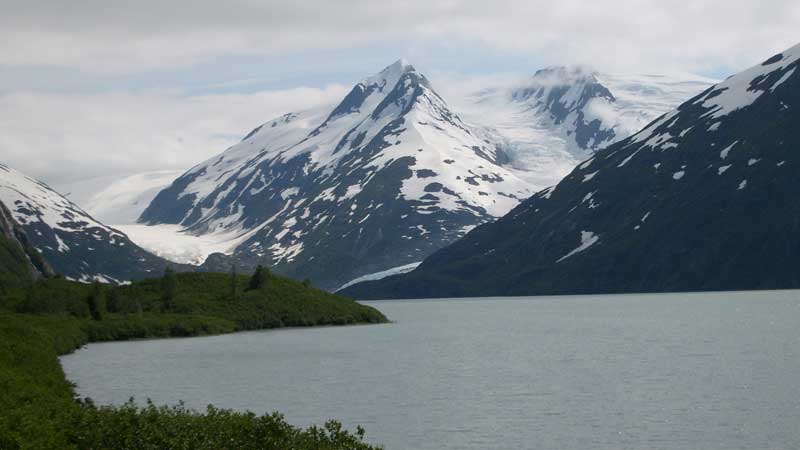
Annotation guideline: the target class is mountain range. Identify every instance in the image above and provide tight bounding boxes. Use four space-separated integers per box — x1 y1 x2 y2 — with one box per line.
342 42 800 299
135 61 712 290
139 60 533 289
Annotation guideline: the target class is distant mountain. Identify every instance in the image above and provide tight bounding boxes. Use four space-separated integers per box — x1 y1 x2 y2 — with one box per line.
0 164 182 283
140 60 532 289
72 171 184 224
458 67 715 188
342 43 800 299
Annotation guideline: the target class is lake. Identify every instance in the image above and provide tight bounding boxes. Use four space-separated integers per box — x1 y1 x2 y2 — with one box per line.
60 291 800 450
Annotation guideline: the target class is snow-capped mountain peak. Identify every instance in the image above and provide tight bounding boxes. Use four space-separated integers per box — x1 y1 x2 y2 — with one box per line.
512 66 615 110
140 60 532 289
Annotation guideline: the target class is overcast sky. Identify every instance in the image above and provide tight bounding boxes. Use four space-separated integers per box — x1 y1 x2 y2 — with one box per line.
1 0 798 189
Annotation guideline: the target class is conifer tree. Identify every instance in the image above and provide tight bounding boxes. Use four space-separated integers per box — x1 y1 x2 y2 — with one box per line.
247 265 269 291
108 288 124 313
161 266 177 311
230 265 239 301
87 282 106 321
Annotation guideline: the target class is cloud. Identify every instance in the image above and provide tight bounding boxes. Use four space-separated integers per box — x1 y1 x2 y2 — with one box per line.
2 0 798 196
1 0 798 74
0 85 348 185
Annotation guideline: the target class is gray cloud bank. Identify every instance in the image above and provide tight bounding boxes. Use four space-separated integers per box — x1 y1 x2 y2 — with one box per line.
2 0 798 73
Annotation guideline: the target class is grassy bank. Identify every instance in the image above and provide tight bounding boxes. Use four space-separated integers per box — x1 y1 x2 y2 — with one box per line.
0 270 387 449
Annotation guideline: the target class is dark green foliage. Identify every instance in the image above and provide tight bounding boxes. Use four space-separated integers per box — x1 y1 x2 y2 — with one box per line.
107 288 123 313
3 271 386 331
248 264 269 291
13 279 90 318
231 265 239 301
302 278 312 288
160 266 177 311
0 272 388 449
87 282 106 321
0 313 382 450
68 400 378 450
0 234 32 293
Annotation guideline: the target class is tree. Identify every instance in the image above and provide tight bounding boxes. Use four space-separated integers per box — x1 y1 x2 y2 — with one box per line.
230 265 239 301
17 281 39 314
247 265 269 291
302 278 312 288
133 299 144 319
87 282 106 321
161 267 177 311
107 288 124 313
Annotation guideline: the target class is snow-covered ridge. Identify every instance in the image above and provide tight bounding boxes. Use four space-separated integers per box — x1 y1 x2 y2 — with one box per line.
0 163 177 283
136 60 716 289
142 60 531 232
624 43 800 152
454 67 716 189
0 163 121 236
139 60 533 288
696 43 800 119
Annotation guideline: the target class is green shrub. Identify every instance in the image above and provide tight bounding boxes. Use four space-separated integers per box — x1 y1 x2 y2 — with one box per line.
0 271 388 449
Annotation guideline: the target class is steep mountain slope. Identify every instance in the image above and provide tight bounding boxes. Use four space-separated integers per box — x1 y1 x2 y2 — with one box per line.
457 68 715 188
343 43 800 299
0 164 182 283
140 60 532 289
0 200 54 289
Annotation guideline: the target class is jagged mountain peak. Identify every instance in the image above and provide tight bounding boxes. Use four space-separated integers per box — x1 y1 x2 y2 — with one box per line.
356 59 424 93
531 65 600 83
140 60 531 289
512 65 615 108
380 58 416 76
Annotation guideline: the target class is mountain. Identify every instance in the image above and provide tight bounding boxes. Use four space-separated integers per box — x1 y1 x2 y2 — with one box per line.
140 60 532 289
342 43 800 299
0 163 182 283
58 170 183 225
457 67 716 189
0 199 54 289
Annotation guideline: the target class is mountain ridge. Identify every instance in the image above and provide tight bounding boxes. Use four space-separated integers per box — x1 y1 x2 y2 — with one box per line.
342 43 800 299
0 163 186 283
140 60 532 289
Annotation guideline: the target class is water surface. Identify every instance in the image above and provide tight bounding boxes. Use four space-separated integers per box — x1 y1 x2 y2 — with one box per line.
61 291 800 450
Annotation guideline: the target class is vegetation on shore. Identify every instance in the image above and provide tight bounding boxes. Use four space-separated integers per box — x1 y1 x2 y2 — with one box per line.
0 267 387 449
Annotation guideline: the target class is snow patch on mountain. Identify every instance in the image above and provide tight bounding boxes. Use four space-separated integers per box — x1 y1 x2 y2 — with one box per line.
556 231 599 263
697 44 800 119
114 223 247 265
0 164 122 236
336 261 422 292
